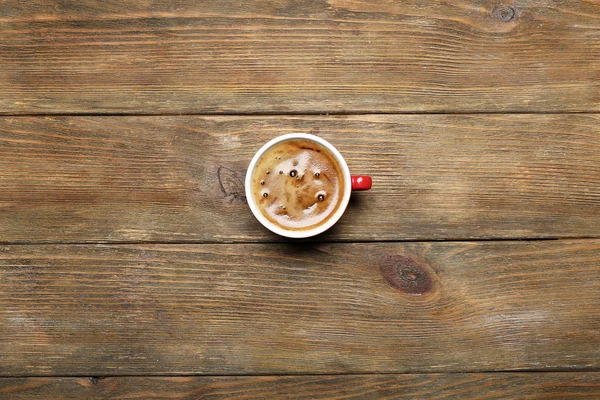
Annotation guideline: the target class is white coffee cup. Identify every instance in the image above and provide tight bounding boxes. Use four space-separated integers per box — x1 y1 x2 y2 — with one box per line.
245 133 371 238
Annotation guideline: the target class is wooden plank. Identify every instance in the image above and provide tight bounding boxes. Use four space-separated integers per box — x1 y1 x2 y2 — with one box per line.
0 241 598 375
1 115 599 243
1 373 599 399
1 0 599 114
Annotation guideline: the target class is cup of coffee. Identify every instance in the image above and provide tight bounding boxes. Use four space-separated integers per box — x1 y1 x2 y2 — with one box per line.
245 133 371 238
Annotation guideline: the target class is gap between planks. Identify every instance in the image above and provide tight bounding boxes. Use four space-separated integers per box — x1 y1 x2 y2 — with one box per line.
3 237 600 246
3 369 600 379
3 111 600 117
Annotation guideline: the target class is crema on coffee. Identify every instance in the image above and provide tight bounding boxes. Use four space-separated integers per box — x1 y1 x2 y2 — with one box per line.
250 139 345 231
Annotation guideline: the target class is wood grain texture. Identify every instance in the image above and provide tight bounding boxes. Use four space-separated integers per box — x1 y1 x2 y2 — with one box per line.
1 373 599 399
1 0 599 114
1 114 599 243
0 240 599 375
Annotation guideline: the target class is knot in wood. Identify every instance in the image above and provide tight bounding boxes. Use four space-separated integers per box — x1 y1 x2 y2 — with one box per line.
492 5 516 22
380 255 433 295
217 166 247 204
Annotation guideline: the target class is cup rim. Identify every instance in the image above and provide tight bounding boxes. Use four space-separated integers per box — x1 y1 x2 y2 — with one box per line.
245 133 352 238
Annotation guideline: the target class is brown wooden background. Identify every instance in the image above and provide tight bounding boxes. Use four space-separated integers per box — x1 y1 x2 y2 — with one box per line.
1 0 599 398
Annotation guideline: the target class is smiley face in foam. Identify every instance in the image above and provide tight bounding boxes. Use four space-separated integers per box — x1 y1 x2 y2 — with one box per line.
251 139 345 231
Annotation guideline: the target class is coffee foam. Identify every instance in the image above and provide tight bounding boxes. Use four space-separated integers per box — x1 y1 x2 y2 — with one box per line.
251 139 345 231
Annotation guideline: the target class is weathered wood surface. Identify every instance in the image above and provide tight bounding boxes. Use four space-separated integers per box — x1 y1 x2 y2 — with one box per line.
1 241 598 375
2 0 599 114
1 114 599 243
1 373 599 399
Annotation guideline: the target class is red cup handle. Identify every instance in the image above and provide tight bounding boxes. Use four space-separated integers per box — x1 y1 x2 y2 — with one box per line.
351 175 372 191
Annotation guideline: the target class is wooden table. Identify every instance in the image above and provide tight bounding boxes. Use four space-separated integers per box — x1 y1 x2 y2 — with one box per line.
1 1 599 398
